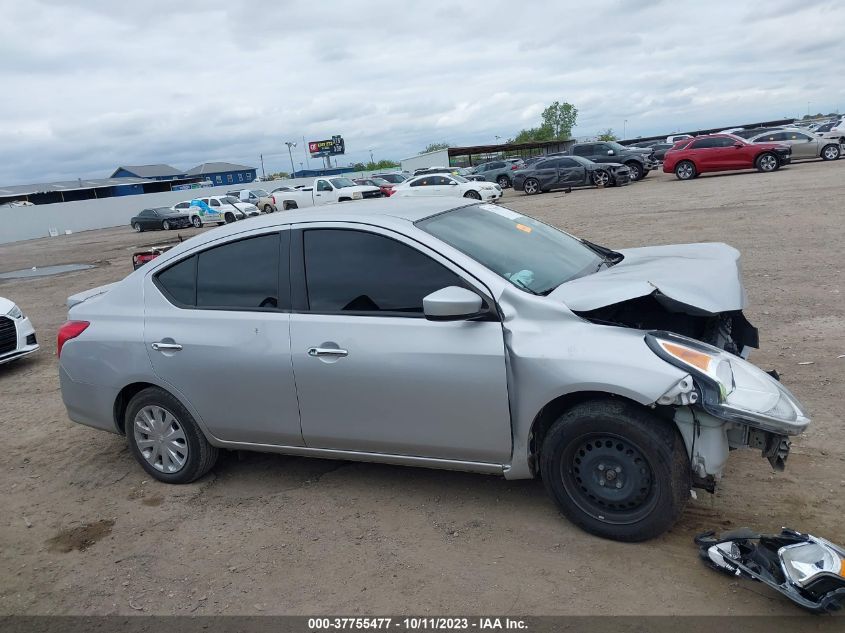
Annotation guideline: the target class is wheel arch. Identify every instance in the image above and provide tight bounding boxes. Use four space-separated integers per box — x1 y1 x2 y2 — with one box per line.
113 380 217 442
525 390 674 477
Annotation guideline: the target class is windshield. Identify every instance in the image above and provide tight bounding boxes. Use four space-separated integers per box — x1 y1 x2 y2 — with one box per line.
329 178 357 188
607 142 629 151
370 177 390 186
450 175 469 183
417 205 602 295
377 174 405 183
253 189 269 197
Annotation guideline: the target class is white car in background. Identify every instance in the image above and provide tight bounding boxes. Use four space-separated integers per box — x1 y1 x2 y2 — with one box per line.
0 297 39 365
391 173 502 202
816 118 845 143
172 196 256 227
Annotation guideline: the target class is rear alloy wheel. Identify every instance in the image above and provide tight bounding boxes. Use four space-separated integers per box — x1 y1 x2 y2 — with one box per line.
496 175 511 188
161 220 171 230
540 399 689 542
756 152 779 172
821 144 840 161
523 178 540 195
591 170 611 187
463 190 482 200
191 216 202 228
133 222 143 232
675 160 696 181
263 204 273 213
625 162 643 181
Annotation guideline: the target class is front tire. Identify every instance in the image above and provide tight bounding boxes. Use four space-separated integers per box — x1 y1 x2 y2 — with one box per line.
191 216 202 228
591 170 610 187
821 144 840 161
756 152 778 172
674 160 696 180
224 212 236 223
523 178 540 195
540 399 689 542
162 220 171 230
125 387 218 484
133 223 143 232
496 175 511 188
463 190 482 200
624 162 643 181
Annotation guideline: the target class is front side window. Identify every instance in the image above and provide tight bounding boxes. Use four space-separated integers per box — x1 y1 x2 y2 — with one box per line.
155 234 284 310
303 229 463 315
417 205 602 296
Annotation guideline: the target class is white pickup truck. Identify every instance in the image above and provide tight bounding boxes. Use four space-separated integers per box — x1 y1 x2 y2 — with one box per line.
272 177 384 210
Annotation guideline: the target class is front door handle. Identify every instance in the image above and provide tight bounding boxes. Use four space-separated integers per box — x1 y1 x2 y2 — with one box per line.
152 342 183 351
307 347 348 358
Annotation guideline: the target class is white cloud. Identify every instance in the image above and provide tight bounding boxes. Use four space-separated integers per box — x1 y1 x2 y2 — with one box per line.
0 0 842 183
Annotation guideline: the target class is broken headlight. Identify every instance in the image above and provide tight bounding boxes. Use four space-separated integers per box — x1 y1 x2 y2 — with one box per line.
780 538 845 589
646 331 809 435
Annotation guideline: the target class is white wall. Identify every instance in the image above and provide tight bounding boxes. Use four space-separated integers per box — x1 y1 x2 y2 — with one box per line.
400 149 450 174
0 169 401 244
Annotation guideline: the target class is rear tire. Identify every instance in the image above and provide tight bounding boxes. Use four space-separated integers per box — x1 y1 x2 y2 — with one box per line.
821 144 840 161
496 175 511 188
756 152 778 172
463 190 482 200
125 387 218 484
224 212 235 223
674 160 696 180
162 220 171 230
540 398 689 542
523 178 540 195
263 204 273 213
283 201 298 210
191 216 202 228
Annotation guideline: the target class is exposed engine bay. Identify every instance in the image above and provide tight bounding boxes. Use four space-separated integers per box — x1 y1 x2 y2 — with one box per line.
573 291 760 355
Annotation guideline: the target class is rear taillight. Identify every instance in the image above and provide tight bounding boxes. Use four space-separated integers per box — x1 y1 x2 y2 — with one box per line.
511 164 519 170
271 195 276 205
57 321 89 357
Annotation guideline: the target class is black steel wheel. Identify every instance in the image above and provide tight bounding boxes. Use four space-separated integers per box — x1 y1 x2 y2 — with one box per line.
540 398 689 541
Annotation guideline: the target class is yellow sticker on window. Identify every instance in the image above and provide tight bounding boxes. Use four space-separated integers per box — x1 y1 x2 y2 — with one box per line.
515 223 532 233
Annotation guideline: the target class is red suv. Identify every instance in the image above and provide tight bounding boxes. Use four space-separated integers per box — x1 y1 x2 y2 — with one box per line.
663 134 791 180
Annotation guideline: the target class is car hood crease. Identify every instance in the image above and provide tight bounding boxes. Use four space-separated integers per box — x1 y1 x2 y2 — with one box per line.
549 242 747 314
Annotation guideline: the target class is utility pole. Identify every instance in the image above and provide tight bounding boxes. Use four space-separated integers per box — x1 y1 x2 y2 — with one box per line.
260 154 266 180
302 136 310 169
285 141 297 177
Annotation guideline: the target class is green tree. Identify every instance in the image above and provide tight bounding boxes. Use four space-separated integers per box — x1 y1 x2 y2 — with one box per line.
540 101 578 139
420 142 450 154
597 128 617 141
508 101 578 143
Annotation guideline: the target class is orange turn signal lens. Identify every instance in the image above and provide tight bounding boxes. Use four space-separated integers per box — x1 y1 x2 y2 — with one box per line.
660 341 713 373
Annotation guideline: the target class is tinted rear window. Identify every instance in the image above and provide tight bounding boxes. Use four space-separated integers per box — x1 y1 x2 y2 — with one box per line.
197 234 281 309
157 255 196 305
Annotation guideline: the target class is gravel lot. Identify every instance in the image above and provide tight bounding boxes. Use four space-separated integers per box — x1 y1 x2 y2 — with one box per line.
1 161 844 616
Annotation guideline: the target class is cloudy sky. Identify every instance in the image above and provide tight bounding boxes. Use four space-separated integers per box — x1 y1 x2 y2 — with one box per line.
1 0 842 184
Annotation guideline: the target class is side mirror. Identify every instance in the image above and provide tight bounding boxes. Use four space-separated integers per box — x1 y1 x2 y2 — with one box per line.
449 181 458 185
423 286 483 321
733 142 743 148
607 149 614 155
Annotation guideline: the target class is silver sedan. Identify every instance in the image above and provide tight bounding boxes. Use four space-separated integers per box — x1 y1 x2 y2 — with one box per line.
748 128 841 161
58 199 810 541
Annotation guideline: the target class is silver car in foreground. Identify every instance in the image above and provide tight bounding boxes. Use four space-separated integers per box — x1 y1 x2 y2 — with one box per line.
58 199 810 541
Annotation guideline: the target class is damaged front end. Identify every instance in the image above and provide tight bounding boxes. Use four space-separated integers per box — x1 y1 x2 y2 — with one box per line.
647 331 809 492
696 528 845 613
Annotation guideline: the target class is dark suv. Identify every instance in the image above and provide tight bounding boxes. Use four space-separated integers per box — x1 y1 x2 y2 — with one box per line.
569 142 658 181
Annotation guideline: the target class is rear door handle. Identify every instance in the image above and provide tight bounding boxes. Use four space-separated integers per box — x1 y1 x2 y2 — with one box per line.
307 347 348 358
152 342 183 351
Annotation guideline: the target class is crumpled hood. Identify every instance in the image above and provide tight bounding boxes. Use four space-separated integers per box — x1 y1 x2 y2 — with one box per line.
549 242 746 314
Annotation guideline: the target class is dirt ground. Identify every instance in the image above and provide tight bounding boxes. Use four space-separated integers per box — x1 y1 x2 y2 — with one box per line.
1 160 844 616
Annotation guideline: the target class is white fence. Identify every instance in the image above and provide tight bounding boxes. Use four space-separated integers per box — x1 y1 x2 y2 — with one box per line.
0 171 392 245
